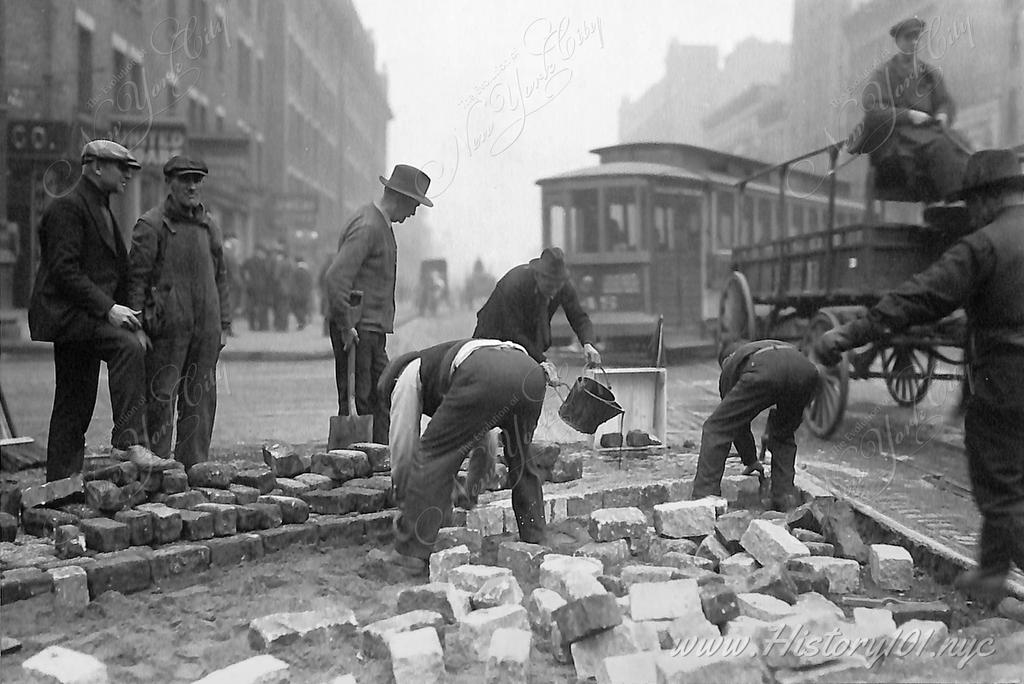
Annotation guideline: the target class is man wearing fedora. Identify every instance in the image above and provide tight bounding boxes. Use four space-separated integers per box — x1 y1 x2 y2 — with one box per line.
855 15 969 202
474 247 601 385
325 164 432 443
816 148 1024 602
28 140 149 480
128 155 230 467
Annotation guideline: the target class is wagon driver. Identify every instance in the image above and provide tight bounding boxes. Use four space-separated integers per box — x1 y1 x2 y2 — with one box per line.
815 148 1024 602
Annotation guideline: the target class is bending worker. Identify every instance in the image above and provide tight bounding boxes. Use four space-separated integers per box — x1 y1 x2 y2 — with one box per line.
474 247 600 385
816 148 1024 602
374 338 548 574
691 339 820 511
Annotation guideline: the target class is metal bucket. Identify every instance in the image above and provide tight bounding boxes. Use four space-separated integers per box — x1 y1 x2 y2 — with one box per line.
558 368 624 434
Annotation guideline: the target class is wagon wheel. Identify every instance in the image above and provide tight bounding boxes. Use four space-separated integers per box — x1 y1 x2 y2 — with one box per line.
881 344 936 406
718 271 756 344
803 310 849 438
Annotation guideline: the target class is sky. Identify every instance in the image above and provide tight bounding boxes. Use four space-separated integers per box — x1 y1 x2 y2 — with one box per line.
351 0 795 282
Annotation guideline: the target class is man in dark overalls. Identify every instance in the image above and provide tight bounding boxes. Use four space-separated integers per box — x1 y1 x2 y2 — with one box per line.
817 148 1024 602
128 156 230 467
691 339 820 511
370 338 548 575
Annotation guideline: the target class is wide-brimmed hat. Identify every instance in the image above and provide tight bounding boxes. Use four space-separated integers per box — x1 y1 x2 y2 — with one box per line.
529 247 569 280
81 140 141 169
889 16 925 38
951 148 1024 200
379 164 433 207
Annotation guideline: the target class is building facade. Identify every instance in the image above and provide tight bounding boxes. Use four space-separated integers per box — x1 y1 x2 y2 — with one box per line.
618 38 789 147
1 0 390 309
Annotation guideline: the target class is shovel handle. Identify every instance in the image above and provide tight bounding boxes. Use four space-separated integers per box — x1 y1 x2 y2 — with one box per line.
347 344 358 415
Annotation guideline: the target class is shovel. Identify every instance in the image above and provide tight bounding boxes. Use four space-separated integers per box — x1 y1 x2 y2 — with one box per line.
328 291 374 449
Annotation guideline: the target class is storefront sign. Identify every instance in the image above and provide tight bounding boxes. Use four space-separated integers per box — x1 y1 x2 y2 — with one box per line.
6 121 71 158
270 194 319 230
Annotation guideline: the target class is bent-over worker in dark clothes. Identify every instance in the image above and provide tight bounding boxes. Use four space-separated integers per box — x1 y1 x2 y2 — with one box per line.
371 338 548 574
691 339 820 511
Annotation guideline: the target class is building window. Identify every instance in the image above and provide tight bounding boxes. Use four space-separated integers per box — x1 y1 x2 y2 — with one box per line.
112 49 143 112
256 57 263 105
77 25 94 112
717 191 735 250
216 112 224 132
606 187 640 251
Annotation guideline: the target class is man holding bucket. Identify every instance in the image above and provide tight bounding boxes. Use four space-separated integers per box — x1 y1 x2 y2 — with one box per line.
474 247 601 385
366 338 548 575
691 339 820 511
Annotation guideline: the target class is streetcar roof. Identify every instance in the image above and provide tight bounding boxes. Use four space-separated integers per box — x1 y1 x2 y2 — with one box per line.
535 161 705 185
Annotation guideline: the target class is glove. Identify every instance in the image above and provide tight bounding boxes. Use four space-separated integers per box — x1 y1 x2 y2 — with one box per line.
583 343 602 366
540 361 559 386
813 330 848 366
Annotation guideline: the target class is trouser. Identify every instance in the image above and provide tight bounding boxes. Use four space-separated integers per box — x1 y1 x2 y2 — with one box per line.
692 348 819 505
47 325 148 481
394 347 547 559
891 124 969 202
146 331 221 468
273 297 290 331
329 324 390 444
965 399 1024 576
247 296 269 331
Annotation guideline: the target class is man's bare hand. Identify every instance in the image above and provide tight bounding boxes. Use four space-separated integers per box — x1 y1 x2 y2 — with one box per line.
107 304 142 330
540 361 559 386
341 327 360 351
583 343 602 366
135 329 152 351
906 109 931 125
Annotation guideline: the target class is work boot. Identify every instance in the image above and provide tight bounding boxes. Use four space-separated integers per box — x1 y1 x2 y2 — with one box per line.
954 568 1008 604
771 493 803 513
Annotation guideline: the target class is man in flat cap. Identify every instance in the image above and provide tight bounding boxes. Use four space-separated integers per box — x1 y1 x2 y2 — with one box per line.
855 15 970 202
474 247 601 386
128 155 230 467
816 148 1024 602
28 140 149 480
325 164 433 443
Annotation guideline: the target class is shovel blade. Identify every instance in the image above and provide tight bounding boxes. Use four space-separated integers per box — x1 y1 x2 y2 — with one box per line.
328 414 374 450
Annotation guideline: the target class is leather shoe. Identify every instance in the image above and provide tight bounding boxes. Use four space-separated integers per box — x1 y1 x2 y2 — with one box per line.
954 568 1008 604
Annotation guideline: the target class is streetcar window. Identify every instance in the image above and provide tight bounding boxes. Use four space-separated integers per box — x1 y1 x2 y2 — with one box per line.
606 187 639 251
758 198 775 241
548 205 567 251
716 191 734 249
743 195 755 245
571 189 599 252
808 208 821 233
653 205 670 250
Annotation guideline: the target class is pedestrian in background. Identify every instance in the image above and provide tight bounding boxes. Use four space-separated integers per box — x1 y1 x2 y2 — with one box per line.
325 164 432 444
222 236 243 336
128 156 230 468
691 339 820 511
474 247 601 386
816 148 1024 602
371 338 547 576
242 244 271 331
271 244 293 332
290 255 314 330
28 140 149 481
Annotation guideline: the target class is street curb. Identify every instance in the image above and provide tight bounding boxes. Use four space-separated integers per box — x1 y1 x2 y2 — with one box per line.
796 470 1024 600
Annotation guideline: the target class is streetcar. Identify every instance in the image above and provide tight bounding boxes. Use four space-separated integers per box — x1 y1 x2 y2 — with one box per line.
536 142 864 353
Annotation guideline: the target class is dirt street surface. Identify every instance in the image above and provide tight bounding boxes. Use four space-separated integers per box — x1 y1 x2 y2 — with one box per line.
3 310 1023 682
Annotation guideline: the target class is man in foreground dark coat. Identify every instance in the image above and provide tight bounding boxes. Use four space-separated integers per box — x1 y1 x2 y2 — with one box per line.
691 339 820 511
28 140 149 480
816 148 1024 602
474 247 601 385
